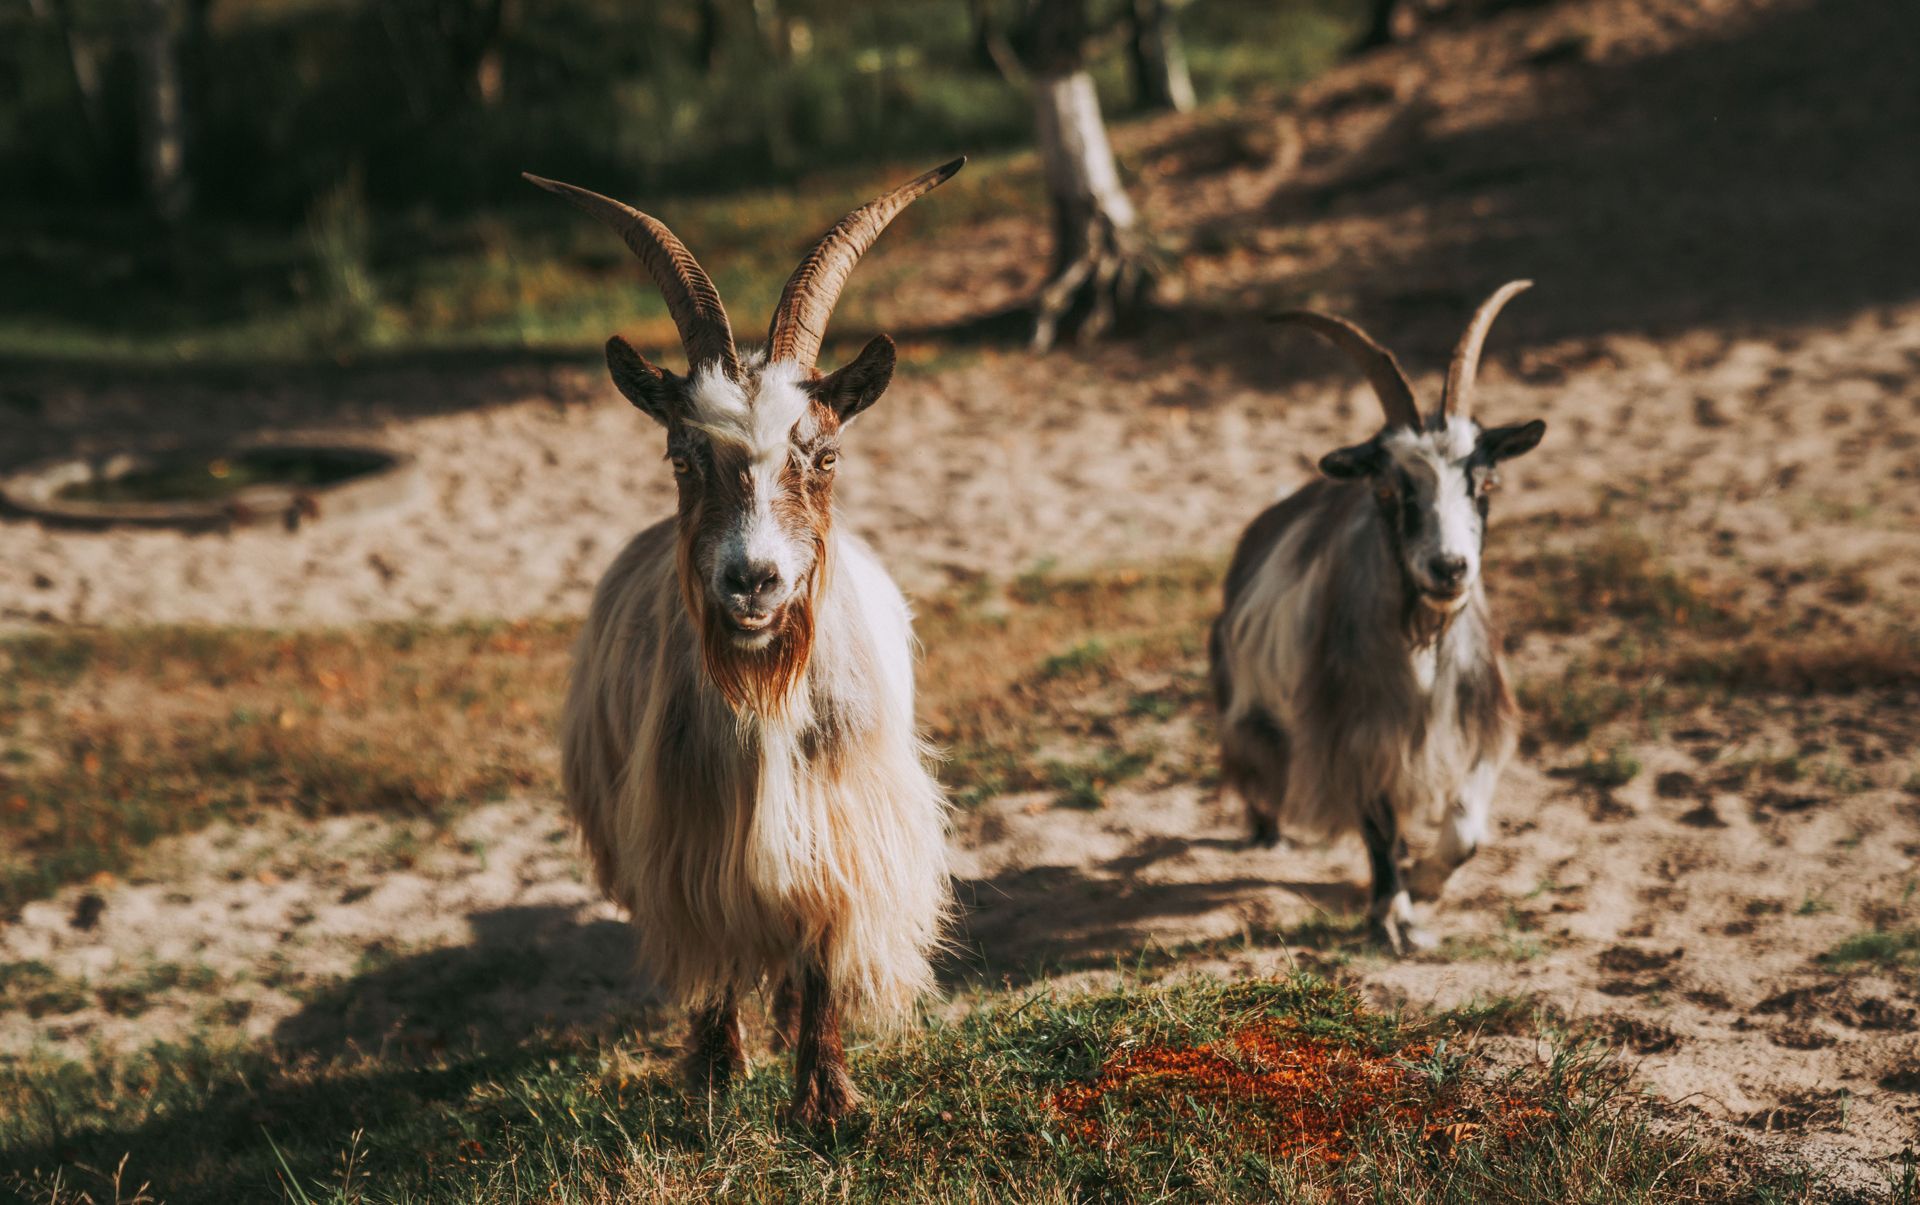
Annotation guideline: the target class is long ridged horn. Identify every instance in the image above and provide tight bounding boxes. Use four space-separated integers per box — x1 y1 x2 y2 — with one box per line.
1270 310 1421 430
767 157 965 371
1440 279 1531 422
522 172 738 377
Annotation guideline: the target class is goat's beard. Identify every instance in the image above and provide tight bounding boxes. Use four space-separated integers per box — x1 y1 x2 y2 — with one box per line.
1400 571 1464 650
679 537 826 718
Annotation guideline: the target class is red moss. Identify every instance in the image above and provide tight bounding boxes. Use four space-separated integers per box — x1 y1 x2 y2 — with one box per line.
1051 1019 1546 1161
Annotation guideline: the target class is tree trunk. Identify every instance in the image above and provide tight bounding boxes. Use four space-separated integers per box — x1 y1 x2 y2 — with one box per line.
751 0 787 61
1350 0 1432 53
28 0 108 163
1128 0 1194 113
1029 69 1151 351
695 0 723 71
135 0 190 222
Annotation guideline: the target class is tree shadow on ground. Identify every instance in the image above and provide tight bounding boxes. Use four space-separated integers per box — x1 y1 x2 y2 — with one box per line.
1117 0 1920 398
0 348 608 474
7 0 1915 472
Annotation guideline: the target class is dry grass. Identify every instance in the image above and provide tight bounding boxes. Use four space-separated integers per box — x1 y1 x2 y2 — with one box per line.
0 562 1226 910
5 526 1914 913
917 559 1222 806
0 622 571 910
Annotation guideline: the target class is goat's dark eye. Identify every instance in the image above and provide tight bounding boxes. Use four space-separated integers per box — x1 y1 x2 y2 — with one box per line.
670 456 691 476
815 450 839 473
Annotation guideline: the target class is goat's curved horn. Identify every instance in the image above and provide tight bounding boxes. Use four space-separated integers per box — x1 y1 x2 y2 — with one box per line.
1440 279 1531 422
522 172 738 378
767 157 965 371
1270 310 1421 430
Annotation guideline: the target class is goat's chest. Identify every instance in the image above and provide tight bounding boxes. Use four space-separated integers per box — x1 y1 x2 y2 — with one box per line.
1410 644 1439 692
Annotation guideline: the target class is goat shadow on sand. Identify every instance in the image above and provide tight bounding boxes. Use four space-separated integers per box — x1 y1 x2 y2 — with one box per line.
272 902 660 1061
267 836 1370 1062
938 836 1370 993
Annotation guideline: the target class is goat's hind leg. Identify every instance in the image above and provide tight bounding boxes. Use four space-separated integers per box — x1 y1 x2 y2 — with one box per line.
1223 708 1291 849
682 990 745 1097
1362 805 1433 956
787 960 861 1128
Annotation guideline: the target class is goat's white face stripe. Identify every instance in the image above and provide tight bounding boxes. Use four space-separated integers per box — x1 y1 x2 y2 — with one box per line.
686 356 819 630
1383 419 1483 604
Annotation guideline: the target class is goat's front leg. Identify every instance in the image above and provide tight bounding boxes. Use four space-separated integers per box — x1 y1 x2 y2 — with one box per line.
786 960 860 1128
681 990 744 1097
1362 805 1432 955
769 973 801 1052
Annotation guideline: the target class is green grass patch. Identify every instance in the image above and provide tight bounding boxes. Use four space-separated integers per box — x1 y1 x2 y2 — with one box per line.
1045 749 1155 810
0 974 1787 1202
1573 744 1642 790
1818 927 1920 974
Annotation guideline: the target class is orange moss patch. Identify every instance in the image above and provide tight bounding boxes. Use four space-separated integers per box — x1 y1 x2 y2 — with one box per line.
1052 1020 1546 1161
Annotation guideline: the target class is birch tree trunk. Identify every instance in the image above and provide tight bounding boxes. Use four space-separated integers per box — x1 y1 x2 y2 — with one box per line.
1127 0 1194 113
1021 0 1152 353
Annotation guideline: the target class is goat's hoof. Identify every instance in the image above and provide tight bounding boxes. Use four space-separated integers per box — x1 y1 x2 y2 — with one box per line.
682 1056 738 1099
1370 914 1438 957
680 1038 744 1097
1245 816 1286 850
787 1071 862 1130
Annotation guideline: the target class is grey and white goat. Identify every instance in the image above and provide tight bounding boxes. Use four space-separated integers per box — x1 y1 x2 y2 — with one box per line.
1209 282 1545 953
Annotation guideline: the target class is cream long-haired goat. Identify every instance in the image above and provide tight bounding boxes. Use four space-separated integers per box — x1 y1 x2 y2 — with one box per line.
529 160 962 1126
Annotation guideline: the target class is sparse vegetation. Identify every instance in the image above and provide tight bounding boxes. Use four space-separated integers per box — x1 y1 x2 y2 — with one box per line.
5 535 1908 914
1819 927 1920 974
1505 530 1738 638
0 621 571 911
1796 894 1834 918
0 974 1794 1202
1575 744 1642 790
1046 749 1155 809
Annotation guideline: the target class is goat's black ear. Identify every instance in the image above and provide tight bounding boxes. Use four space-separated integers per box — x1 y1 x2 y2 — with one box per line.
1480 419 1546 462
1319 440 1383 479
811 334 896 424
606 336 686 427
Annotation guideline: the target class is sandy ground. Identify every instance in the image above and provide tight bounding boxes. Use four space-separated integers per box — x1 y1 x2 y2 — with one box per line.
3 0 1917 1186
